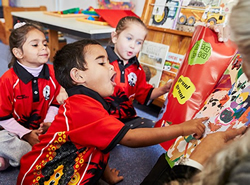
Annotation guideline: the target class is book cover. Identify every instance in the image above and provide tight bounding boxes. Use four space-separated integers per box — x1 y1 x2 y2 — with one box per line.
166 53 250 166
149 0 183 30
176 0 228 32
138 40 169 88
159 52 185 99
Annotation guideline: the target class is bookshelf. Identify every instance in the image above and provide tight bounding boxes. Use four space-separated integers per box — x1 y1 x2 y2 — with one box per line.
140 0 193 107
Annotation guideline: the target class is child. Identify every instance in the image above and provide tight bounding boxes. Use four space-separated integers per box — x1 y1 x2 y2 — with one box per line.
17 39 207 185
105 16 173 129
0 22 61 171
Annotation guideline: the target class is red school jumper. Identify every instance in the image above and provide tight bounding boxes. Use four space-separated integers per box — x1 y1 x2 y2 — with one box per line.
17 85 130 185
105 46 154 121
0 62 60 129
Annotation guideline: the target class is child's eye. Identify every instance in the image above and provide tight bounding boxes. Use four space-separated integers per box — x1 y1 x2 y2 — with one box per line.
32 44 38 47
127 37 132 41
99 62 105 66
43 43 48 47
136 41 142 45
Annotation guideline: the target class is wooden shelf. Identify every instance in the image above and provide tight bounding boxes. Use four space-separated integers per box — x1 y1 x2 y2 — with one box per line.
146 25 193 37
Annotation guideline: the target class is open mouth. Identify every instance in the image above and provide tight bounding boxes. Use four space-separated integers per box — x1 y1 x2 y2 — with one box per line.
127 51 133 56
111 72 117 86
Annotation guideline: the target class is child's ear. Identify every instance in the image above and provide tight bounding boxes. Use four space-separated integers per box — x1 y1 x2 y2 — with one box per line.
70 68 86 84
12 48 23 59
111 31 118 44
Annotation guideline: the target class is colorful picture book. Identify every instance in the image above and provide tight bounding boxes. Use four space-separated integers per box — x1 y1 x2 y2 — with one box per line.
155 26 238 151
166 53 250 167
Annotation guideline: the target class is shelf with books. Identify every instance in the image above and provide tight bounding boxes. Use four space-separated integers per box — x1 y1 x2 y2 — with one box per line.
141 0 193 107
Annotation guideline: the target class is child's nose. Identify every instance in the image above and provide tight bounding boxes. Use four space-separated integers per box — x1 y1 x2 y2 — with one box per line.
129 41 135 48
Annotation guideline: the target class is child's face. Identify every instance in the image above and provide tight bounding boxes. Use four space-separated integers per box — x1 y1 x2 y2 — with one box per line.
112 23 147 62
16 29 50 68
80 44 117 97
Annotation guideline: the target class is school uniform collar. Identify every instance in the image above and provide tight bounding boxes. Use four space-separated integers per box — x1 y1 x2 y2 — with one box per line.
13 62 50 84
66 85 110 112
106 45 140 68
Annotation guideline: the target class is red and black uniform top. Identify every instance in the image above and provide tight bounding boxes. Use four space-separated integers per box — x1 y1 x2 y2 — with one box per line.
0 62 60 129
17 85 130 185
105 46 154 121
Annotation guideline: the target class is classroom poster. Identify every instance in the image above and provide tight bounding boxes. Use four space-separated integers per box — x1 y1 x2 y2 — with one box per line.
149 0 183 30
138 40 169 88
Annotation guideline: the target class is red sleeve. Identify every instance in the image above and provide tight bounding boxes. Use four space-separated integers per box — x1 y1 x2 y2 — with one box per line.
54 95 129 152
135 65 154 105
0 70 14 120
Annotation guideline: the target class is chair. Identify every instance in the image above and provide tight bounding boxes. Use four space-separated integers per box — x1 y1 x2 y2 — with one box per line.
0 0 46 45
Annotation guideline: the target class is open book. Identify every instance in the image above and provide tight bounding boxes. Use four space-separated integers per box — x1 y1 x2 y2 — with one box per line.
166 53 250 166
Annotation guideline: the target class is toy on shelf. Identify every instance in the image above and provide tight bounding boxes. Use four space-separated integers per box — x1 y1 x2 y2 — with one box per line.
76 6 108 26
76 8 139 27
44 7 88 18
81 6 99 16
61 7 80 14
76 16 108 26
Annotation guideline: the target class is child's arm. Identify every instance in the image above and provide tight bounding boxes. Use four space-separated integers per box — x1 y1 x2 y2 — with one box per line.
56 87 68 105
120 117 207 147
150 79 173 100
0 118 34 138
0 118 41 146
102 164 124 184
40 106 59 134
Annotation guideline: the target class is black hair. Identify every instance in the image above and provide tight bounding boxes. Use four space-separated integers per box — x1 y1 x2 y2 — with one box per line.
8 21 45 68
53 39 101 89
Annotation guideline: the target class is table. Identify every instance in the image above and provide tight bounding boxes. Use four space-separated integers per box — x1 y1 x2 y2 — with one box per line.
11 11 115 61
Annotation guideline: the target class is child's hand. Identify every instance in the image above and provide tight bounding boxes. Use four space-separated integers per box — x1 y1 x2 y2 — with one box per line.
38 122 51 134
56 87 68 105
163 79 173 93
22 130 42 146
104 168 124 184
179 117 208 139
103 164 124 184
150 79 173 99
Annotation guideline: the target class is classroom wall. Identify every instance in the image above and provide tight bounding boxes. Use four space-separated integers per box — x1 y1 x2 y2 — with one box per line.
15 0 146 16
